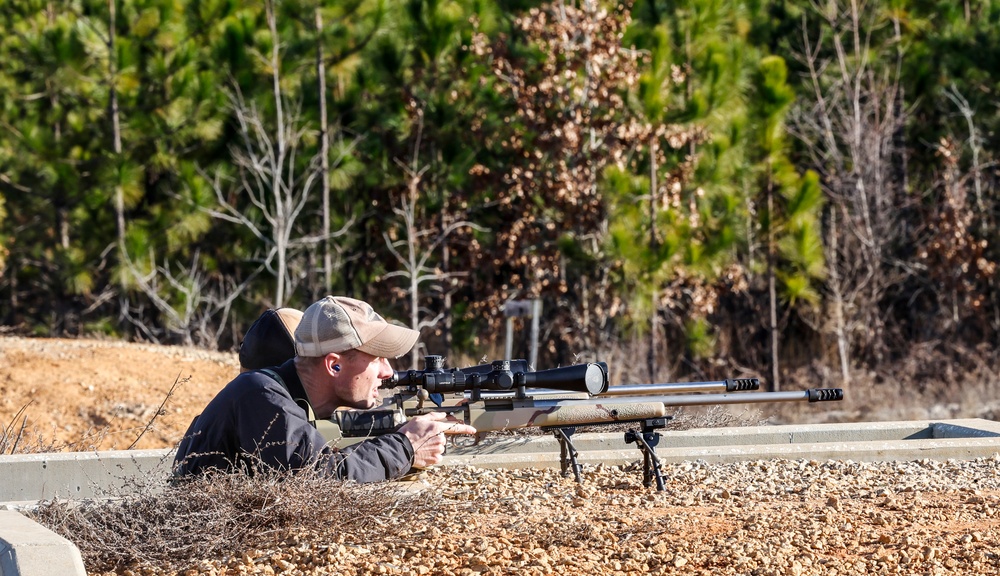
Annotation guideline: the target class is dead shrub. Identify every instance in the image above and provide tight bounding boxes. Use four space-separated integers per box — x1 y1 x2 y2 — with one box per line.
29 466 435 573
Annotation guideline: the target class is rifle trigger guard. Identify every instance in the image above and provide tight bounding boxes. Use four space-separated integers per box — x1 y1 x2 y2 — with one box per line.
451 432 486 448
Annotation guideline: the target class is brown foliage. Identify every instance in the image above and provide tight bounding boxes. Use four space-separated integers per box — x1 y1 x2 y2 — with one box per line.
463 1 646 361
476 1 645 293
916 137 996 331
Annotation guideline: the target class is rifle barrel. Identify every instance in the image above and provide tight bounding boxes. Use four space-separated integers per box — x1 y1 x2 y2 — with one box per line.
469 378 761 400
531 388 844 409
600 378 760 396
649 389 843 406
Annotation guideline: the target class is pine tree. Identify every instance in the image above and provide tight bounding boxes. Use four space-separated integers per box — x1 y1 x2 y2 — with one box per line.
0 2 112 332
616 0 760 378
344 0 512 357
746 54 824 390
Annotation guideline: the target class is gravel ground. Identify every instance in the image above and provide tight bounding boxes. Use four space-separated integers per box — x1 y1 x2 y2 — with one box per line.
107 456 1000 576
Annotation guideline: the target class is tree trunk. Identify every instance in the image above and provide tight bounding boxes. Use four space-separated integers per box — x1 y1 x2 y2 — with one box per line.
409 242 420 370
829 207 850 385
441 207 453 355
891 15 908 196
108 0 124 248
267 0 287 306
407 186 420 370
648 135 658 381
767 165 780 392
316 7 332 293
7 258 17 325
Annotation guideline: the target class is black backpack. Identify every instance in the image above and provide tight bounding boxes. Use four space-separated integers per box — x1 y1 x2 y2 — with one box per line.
239 308 302 371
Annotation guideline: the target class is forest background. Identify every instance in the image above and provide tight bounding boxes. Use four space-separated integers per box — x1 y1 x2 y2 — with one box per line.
1 0 998 406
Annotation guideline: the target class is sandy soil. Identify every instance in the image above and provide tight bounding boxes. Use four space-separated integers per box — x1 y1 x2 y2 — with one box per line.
0 336 239 451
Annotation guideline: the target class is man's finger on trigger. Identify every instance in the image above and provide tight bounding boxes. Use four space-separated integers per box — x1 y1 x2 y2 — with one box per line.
444 413 469 424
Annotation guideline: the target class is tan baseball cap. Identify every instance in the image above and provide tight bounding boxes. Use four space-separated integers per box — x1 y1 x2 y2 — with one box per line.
295 296 419 359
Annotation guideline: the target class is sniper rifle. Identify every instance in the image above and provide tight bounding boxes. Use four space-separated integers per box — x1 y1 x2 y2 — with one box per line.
315 355 844 490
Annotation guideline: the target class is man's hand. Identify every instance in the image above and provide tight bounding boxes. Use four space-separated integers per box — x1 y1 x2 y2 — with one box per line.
398 412 477 469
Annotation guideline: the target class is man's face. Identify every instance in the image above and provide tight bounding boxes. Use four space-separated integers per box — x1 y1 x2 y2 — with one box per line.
334 350 394 409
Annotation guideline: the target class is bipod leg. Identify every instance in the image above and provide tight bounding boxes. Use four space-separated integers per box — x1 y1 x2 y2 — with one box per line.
550 427 583 483
624 418 669 491
635 432 665 491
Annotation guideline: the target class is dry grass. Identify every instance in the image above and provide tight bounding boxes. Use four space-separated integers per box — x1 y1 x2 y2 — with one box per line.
770 342 1000 424
0 402 97 453
29 465 434 573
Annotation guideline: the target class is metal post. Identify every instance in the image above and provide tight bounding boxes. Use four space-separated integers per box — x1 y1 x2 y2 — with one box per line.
529 298 541 368
503 299 542 363
504 316 514 360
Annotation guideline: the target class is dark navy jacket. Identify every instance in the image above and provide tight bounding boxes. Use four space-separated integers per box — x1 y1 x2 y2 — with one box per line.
173 359 414 482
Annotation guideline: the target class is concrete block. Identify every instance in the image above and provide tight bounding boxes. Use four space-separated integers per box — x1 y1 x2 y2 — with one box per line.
0 510 86 576
443 419 1000 470
2 419 1000 505
0 450 173 503
932 419 1000 438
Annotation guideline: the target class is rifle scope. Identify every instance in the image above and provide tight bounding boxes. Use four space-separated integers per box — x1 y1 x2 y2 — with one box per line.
383 355 609 396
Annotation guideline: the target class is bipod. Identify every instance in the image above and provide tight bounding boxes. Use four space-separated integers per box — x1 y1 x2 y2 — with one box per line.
549 427 583 483
624 417 671 491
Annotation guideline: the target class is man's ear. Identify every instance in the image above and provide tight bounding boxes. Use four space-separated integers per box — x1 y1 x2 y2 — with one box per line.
323 352 343 376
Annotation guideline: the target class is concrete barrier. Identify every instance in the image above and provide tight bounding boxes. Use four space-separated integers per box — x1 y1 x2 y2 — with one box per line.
443 418 1000 469
3 419 1000 504
0 449 174 505
0 510 86 576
